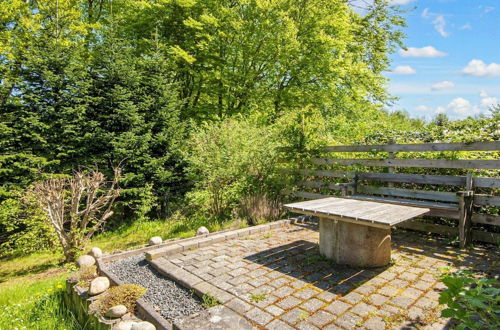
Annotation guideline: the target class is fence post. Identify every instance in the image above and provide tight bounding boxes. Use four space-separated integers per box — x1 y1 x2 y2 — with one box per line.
458 174 473 248
387 139 395 188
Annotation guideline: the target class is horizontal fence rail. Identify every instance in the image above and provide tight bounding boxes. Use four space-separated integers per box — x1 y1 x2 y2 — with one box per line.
323 141 500 153
312 158 500 170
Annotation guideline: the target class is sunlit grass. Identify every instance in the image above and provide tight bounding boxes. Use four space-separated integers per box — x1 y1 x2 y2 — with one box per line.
0 275 80 330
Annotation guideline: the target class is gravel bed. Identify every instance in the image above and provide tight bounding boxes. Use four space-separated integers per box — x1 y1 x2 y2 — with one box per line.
105 254 205 320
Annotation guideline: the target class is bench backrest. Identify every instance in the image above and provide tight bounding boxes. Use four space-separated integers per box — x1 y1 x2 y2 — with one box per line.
290 141 500 245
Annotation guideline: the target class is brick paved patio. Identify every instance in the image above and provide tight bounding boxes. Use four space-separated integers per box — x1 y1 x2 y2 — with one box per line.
151 221 499 329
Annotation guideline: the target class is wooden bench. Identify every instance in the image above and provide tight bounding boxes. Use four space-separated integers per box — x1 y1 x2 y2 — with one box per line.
289 141 500 248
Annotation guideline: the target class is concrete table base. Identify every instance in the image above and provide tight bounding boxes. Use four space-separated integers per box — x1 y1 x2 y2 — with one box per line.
319 217 391 268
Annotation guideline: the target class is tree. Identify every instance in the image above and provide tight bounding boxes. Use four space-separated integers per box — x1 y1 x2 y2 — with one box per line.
114 0 406 121
30 169 121 262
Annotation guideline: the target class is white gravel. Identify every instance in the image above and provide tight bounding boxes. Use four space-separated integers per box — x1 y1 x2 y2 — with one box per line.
105 254 205 320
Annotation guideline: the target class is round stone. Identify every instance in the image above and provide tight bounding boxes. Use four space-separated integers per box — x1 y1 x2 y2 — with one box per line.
89 247 103 258
105 305 127 318
88 276 110 295
196 226 209 236
76 255 96 267
131 321 156 330
148 236 162 246
113 321 136 330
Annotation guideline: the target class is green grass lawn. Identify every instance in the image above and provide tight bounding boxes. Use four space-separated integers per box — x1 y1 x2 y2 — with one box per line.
0 218 245 329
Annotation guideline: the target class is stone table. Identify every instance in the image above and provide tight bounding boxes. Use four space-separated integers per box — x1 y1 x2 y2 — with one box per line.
284 197 429 267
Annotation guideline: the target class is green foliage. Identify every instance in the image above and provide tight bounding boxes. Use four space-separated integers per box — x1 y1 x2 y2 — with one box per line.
439 271 500 330
94 284 147 315
249 293 267 303
0 278 78 330
201 293 220 308
186 119 285 219
0 192 58 257
68 266 97 289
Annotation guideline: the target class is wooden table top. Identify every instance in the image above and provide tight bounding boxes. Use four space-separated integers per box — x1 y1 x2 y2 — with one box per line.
284 197 430 228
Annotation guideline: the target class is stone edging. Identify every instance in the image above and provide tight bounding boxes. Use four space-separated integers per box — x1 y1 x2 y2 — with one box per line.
145 219 301 261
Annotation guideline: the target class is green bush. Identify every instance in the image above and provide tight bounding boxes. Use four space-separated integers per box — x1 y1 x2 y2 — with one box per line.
439 270 500 330
93 284 147 315
0 193 58 258
185 119 286 221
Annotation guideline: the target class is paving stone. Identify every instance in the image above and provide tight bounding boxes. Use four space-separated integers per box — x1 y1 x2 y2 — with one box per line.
273 286 295 298
389 278 409 288
334 312 362 328
245 308 273 326
390 296 414 309
281 307 307 325
342 291 363 305
378 285 399 297
368 293 389 306
415 296 438 309
317 291 337 303
399 272 419 282
294 288 318 300
350 302 377 317
307 310 335 328
324 300 351 315
300 298 324 313
267 319 295 330
379 271 397 280
265 304 285 317
402 287 424 299
413 280 434 291
295 321 320 330
269 277 290 288
408 306 425 321
226 298 253 314
248 276 269 287
290 280 308 290
362 316 386 330
277 296 302 310
354 284 376 296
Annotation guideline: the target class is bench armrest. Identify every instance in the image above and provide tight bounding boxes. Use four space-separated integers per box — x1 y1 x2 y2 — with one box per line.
456 190 474 197
338 182 357 196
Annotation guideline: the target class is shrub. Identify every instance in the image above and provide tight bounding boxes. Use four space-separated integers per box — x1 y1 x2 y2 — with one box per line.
439 270 500 330
0 194 58 257
93 284 146 314
68 265 97 289
186 119 285 220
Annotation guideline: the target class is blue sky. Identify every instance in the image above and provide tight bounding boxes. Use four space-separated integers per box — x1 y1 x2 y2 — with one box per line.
381 0 500 120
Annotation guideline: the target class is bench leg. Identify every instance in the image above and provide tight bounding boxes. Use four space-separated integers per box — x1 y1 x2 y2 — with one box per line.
319 217 391 268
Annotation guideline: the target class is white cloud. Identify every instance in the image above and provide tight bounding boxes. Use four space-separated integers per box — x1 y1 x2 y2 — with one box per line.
399 46 447 58
459 23 472 30
392 65 416 75
431 81 454 91
421 8 430 19
462 59 500 77
432 15 449 37
415 105 432 112
433 91 498 117
480 6 495 14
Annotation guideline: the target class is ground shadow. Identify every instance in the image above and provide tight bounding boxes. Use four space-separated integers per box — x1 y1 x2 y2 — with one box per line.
244 239 387 297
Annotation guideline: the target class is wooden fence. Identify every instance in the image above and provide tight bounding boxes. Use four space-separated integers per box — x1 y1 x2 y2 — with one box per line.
288 141 500 245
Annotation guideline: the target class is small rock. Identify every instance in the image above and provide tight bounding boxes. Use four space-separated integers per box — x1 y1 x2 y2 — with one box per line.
89 247 103 258
106 305 127 318
148 236 162 246
131 321 156 330
89 276 110 295
196 226 209 236
113 321 137 330
76 255 96 267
